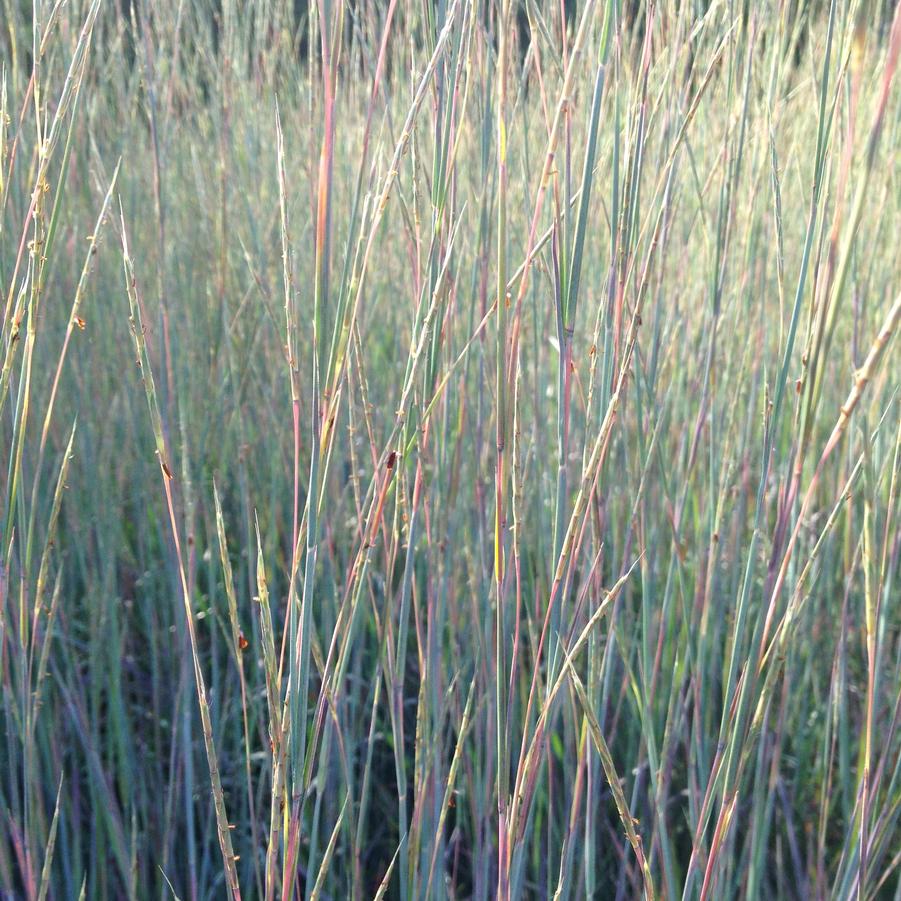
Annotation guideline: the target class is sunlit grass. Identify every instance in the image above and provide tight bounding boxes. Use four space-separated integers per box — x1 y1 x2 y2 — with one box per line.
1 1 900 898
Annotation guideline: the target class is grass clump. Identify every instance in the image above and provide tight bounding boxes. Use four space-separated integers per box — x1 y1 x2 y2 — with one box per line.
1 0 900 898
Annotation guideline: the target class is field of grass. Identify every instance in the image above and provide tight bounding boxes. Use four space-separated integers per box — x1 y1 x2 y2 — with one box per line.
2 0 900 898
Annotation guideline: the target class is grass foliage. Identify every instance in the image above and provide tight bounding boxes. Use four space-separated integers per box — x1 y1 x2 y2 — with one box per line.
1 0 900 897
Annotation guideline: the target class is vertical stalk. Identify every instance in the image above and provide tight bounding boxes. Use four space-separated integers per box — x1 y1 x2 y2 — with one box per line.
494 3 511 898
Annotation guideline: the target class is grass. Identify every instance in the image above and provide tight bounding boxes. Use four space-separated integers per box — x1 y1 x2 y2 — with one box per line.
1 0 900 898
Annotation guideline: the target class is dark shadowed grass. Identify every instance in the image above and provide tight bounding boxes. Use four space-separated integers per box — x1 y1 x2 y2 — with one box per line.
1 0 900 898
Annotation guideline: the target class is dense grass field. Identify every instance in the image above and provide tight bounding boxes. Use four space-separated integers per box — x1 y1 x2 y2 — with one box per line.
2 0 900 898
